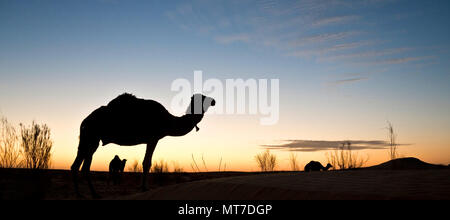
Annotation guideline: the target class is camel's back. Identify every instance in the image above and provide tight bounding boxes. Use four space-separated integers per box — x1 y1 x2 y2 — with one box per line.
84 93 174 145
305 161 323 171
106 93 171 118
108 93 168 112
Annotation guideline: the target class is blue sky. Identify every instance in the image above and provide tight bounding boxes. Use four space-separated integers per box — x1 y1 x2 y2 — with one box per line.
1 0 449 88
1 0 450 170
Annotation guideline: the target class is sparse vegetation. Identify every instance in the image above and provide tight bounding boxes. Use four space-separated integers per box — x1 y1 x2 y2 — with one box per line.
190 154 227 172
326 142 368 170
20 121 53 169
387 121 398 160
0 117 22 168
0 116 53 169
289 152 300 171
191 154 201 172
129 159 184 173
128 159 143 173
255 149 277 172
151 159 169 173
201 154 208 172
171 161 184 173
218 157 223 172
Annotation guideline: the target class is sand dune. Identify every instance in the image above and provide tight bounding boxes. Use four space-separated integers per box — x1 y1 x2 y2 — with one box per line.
367 157 448 170
120 169 450 200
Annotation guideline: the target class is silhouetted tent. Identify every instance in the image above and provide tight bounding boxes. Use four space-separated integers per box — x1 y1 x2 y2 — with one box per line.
367 157 448 170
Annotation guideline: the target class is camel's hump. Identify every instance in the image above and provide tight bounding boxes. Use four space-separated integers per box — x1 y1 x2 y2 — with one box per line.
107 93 138 106
106 93 170 115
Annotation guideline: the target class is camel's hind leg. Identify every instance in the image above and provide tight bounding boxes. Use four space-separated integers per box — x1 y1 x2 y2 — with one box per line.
71 130 100 199
71 150 86 198
82 149 100 199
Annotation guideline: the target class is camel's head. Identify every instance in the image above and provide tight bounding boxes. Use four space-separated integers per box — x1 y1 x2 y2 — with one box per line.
187 94 216 115
120 159 127 172
187 94 215 132
325 163 333 170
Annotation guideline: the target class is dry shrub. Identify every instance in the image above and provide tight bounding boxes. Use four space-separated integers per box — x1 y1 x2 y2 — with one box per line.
128 159 143 172
20 121 52 169
326 142 368 170
289 152 300 171
387 121 398 160
151 159 169 173
0 117 22 168
255 149 277 172
171 161 184 173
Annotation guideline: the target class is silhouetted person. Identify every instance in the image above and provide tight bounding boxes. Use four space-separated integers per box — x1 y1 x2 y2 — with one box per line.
71 93 215 198
304 161 333 172
108 155 127 185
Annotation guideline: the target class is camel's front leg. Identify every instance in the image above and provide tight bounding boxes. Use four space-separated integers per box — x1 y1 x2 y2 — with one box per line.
142 140 157 191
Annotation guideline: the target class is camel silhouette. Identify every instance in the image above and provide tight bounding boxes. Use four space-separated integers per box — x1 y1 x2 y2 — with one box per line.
108 155 127 185
71 93 216 198
304 161 333 172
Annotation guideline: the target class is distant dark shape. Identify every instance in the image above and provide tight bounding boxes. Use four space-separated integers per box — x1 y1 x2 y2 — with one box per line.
304 161 333 172
367 157 448 170
108 155 127 185
71 93 216 198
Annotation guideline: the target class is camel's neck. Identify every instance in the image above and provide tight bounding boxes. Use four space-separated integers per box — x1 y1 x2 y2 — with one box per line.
167 113 204 137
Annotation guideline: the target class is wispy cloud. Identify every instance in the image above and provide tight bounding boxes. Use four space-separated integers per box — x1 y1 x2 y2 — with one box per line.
312 15 360 27
215 34 251 44
289 31 362 47
319 47 413 62
262 139 410 152
375 56 425 64
288 40 374 57
165 0 431 68
330 77 369 85
259 0 279 10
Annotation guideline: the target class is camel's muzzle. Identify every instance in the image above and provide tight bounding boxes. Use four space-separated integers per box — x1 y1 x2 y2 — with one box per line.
211 99 216 106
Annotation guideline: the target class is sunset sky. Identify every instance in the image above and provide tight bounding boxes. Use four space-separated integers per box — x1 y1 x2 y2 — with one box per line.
1 0 449 171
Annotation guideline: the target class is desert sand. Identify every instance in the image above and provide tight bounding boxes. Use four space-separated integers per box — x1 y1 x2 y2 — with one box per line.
1 158 449 200
119 169 450 200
